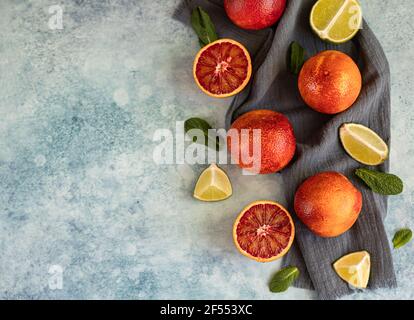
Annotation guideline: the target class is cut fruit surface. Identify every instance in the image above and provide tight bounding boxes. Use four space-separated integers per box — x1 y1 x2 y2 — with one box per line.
310 0 362 44
333 250 371 289
193 39 252 98
193 163 232 202
233 201 295 262
339 123 389 165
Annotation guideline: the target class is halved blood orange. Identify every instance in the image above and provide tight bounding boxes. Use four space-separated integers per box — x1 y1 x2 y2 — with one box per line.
233 200 295 262
193 39 252 98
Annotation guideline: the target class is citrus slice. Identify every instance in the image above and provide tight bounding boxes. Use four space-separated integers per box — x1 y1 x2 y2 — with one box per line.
339 123 389 165
193 38 252 98
310 0 363 44
333 250 371 289
193 163 232 202
233 200 295 262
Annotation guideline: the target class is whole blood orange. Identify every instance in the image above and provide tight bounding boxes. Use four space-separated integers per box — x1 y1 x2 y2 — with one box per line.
294 172 363 238
233 200 295 262
227 109 296 174
298 50 362 114
224 0 286 30
193 39 252 98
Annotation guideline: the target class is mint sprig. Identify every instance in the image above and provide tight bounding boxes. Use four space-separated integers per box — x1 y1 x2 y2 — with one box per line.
355 168 403 195
269 266 300 293
191 7 218 47
393 228 412 249
288 41 306 75
184 117 220 150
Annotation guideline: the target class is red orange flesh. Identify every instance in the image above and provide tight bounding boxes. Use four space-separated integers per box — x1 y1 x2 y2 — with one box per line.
233 200 295 262
193 39 252 98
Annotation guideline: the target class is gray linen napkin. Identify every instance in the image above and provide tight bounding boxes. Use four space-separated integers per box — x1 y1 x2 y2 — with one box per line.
174 0 396 299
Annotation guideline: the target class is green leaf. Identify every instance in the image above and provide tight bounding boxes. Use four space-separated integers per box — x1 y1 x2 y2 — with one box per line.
184 117 220 150
198 38 207 48
191 7 218 47
288 41 306 75
269 266 300 293
393 228 412 249
355 168 403 195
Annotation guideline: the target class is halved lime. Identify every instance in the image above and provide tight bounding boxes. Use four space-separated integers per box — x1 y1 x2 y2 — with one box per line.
310 0 362 44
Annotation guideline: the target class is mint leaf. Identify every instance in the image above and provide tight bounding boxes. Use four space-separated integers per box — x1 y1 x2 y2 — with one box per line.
184 117 220 150
191 7 218 47
269 266 300 293
393 228 412 249
355 168 403 195
288 41 306 75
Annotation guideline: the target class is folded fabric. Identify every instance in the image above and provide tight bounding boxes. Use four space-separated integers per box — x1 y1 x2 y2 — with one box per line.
174 0 396 299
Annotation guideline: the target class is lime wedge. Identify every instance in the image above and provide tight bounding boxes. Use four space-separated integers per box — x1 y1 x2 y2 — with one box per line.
310 0 362 44
333 251 370 289
193 163 232 202
339 123 389 165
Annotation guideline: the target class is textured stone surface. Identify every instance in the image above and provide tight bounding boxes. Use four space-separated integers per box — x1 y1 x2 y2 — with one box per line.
0 0 412 299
